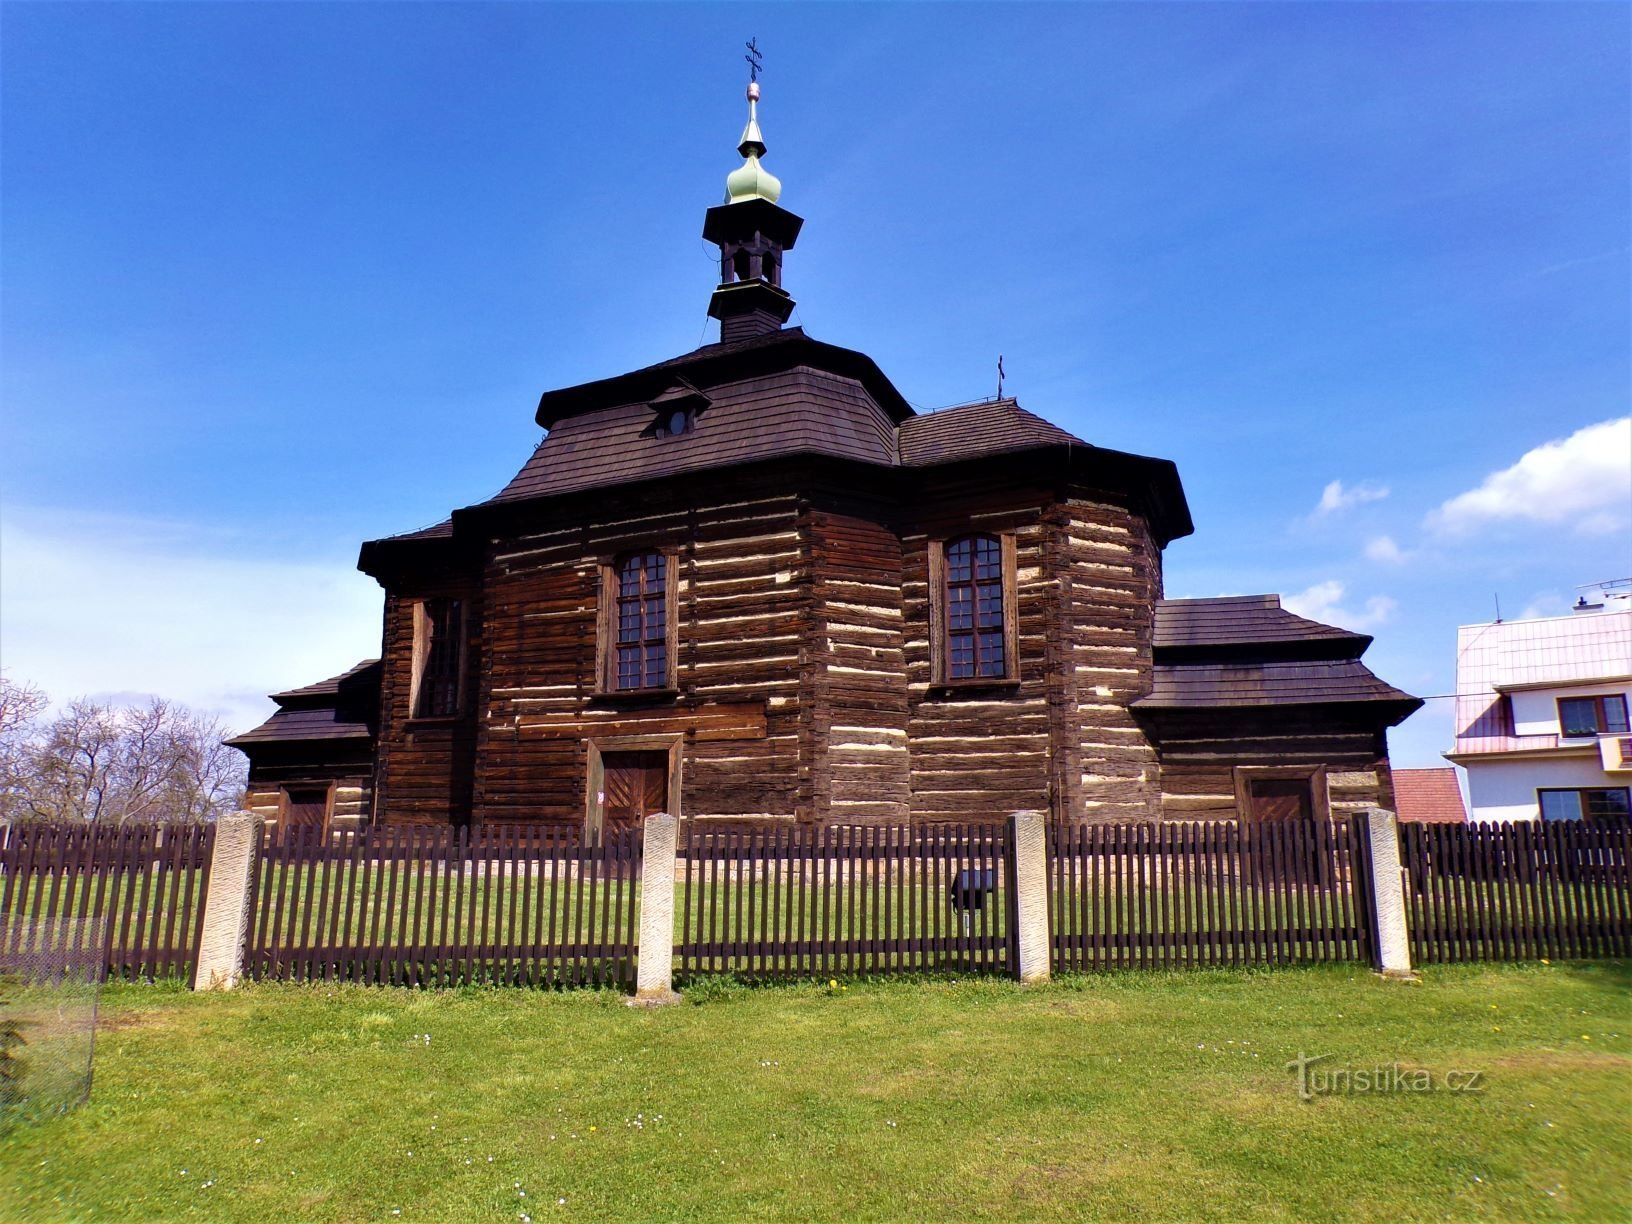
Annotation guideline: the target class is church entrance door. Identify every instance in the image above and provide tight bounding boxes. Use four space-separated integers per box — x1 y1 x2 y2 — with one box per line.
598 751 669 841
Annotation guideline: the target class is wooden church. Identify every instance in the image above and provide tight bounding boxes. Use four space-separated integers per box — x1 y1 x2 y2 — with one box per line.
230 74 1420 837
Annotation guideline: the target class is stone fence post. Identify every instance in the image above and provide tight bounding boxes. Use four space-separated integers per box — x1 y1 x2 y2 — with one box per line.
630 812 681 1006
192 812 263 990
1363 808 1414 979
1008 810 1051 984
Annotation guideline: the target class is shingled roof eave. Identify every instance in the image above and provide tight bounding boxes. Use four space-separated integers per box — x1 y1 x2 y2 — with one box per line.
224 722 375 749
269 659 382 704
1132 693 1424 727
531 328 916 429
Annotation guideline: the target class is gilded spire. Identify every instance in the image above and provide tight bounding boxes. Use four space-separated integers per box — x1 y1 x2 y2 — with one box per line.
725 79 782 204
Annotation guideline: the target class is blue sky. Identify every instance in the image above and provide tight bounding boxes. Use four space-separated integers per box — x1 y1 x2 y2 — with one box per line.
3 3 1628 771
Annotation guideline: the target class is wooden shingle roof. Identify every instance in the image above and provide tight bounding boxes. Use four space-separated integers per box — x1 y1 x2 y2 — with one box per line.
490 364 898 503
1155 595 1367 651
225 706 375 746
226 660 381 748
361 326 1194 568
898 399 1086 466
270 658 382 702
532 327 913 428
1137 658 1418 710
1139 597 1420 723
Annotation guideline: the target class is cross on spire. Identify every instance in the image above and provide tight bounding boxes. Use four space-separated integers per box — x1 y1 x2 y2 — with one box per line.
745 36 763 84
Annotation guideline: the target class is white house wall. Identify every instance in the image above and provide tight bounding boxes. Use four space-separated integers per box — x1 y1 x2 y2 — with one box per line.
1465 755 1616 824
1510 681 1632 739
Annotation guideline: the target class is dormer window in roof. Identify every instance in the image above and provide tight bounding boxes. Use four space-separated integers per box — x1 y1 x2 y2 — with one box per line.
645 381 710 440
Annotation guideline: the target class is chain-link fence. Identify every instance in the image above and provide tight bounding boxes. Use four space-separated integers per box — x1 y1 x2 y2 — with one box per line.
0 916 106 1127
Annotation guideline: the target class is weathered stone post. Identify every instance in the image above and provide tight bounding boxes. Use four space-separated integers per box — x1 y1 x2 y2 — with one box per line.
1363 808 1414 979
192 812 263 990
1008 809 1051 984
630 812 681 1006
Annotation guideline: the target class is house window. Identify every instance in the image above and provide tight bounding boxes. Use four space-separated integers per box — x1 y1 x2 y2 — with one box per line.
929 533 1017 686
603 552 675 693
1557 694 1630 738
1538 787 1631 824
411 597 465 718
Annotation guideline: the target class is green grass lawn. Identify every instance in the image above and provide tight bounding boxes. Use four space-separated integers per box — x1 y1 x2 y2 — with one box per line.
2 963 1628 1222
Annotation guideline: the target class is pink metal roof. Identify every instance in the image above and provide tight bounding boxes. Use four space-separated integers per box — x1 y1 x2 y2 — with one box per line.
1453 609 1631 755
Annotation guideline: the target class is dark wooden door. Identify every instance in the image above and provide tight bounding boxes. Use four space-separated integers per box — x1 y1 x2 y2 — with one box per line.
601 752 668 839
282 785 330 829
1245 779 1322 886
1246 778 1313 823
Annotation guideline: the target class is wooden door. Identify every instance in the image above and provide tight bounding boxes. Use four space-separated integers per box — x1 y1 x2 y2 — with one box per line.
281 785 331 830
1244 778 1322 886
600 751 668 839
1246 778 1313 823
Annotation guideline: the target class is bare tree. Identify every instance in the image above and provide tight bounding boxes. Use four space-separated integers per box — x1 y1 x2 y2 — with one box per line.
0 677 245 824
0 675 49 821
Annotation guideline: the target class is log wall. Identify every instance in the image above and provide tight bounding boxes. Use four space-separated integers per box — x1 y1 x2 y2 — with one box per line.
805 499 910 824
468 486 808 828
1145 713 1397 820
1056 489 1165 822
373 576 482 824
364 461 1394 833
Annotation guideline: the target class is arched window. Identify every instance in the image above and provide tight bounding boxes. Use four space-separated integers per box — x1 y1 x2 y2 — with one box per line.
613 552 669 691
944 534 1007 680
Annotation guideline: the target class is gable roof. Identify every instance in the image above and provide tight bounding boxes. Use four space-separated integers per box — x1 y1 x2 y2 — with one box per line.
1392 768 1468 823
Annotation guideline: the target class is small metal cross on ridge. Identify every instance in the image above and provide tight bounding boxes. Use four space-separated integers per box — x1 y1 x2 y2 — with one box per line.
745 36 763 83
997 354 1005 400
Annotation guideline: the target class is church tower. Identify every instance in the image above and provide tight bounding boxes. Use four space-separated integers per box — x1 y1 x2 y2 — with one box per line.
703 71 803 342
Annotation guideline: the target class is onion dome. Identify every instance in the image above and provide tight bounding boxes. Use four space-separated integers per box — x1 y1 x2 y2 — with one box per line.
724 81 782 204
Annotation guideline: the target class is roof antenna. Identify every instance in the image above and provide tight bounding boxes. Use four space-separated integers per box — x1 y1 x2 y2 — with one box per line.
1493 593 1502 624
996 354 1005 401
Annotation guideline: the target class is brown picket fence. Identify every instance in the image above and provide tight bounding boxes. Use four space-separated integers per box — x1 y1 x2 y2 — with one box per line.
675 822 1012 980
0 820 215 981
245 823 642 988
5 812 1630 996
1048 818 1376 971
1399 820 1632 963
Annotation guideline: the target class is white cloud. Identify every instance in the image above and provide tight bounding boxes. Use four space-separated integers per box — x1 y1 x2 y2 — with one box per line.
1312 479 1390 517
1363 534 1407 564
1283 580 1398 631
0 508 381 737
1427 416 1632 536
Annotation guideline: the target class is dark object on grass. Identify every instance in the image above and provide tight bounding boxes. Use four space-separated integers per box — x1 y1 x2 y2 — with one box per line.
949 868 995 913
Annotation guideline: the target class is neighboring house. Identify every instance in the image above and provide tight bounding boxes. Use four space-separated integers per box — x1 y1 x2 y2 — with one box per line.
1391 768 1468 823
1446 585 1632 824
228 77 1420 835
